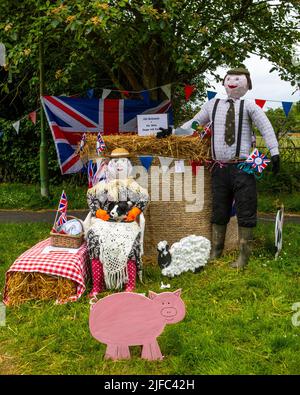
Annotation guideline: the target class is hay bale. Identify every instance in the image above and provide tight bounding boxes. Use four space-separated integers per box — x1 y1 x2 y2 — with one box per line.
5 272 77 306
78 134 211 163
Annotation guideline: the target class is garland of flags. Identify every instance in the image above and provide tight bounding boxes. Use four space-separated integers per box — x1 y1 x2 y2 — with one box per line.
4 84 296 137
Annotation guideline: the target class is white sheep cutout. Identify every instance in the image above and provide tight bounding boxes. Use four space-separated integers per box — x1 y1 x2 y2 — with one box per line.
158 235 211 278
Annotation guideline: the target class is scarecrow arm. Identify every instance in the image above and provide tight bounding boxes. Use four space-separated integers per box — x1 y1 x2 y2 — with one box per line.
248 102 279 157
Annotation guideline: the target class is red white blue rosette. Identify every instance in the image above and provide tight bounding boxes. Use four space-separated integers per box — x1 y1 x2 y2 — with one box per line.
245 149 271 173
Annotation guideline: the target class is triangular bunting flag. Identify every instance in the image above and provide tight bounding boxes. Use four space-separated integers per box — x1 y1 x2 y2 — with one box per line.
255 99 266 109
158 156 173 174
184 85 196 101
161 84 171 100
207 91 217 100
190 160 203 176
282 101 293 117
12 120 20 134
139 156 153 172
140 90 150 103
102 89 111 99
87 88 94 99
28 111 37 124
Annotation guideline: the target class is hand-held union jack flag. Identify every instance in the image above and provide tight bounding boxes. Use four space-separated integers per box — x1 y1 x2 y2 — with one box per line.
96 132 106 155
53 190 68 231
245 149 271 173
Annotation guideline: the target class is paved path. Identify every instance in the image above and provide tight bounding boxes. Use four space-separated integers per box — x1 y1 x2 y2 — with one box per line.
0 210 299 224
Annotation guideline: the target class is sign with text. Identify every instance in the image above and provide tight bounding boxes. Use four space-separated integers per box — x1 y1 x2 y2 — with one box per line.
137 114 168 136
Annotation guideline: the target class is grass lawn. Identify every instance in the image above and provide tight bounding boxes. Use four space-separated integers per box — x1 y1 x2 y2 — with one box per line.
0 222 300 375
0 183 299 213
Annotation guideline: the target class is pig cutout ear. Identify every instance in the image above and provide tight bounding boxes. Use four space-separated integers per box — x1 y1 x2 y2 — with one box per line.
148 291 158 300
173 289 182 297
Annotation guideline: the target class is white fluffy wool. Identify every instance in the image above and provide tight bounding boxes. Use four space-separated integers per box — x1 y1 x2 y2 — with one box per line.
161 235 211 277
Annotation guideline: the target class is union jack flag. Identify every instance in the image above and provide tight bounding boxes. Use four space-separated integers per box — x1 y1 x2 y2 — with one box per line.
96 132 106 155
87 160 97 188
53 190 68 231
245 148 270 173
41 95 173 174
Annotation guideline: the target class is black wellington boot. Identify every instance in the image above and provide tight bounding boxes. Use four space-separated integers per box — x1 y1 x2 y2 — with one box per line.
209 224 227 261
230 227 253 268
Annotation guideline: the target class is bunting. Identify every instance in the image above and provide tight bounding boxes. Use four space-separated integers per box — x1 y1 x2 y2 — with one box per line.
255 99 266 109
102 89 111 99
28 111 37 124
184 85 196 101
12 120 20 134
158 156 173 174
207 91 217 100
139 156 153 172
282 101 293 117
87 88 94 99
161 84 171 100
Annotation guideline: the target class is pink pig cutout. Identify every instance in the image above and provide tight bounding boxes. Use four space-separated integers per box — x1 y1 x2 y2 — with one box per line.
89 289 186 361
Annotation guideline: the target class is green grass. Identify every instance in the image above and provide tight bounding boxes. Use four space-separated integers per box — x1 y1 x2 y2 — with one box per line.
0 183 299 214
1 222 300 375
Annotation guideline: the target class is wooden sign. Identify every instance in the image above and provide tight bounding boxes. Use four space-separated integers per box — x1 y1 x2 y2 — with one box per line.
137 113 168 136
89 290 186 361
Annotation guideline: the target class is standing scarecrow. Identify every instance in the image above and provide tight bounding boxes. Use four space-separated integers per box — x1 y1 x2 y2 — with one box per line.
175 68 280 268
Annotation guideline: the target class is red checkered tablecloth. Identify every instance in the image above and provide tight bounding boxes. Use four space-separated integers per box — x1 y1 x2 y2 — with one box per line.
3 238 90 305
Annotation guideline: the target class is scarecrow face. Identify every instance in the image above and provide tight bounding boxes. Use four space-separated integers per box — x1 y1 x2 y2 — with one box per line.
107 157 133 179
224 74 249 99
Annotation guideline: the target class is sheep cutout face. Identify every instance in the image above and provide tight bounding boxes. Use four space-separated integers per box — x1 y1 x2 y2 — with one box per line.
89 290 186 361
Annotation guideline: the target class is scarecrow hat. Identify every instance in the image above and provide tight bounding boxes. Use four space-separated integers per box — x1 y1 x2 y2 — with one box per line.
108 147 132 158
222 67 252 90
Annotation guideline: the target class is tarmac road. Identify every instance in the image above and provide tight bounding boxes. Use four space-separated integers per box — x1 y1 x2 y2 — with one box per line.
0 210 299 224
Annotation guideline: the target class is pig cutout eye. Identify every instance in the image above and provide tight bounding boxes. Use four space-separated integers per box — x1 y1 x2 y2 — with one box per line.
148 291 158 300
173 289 182 297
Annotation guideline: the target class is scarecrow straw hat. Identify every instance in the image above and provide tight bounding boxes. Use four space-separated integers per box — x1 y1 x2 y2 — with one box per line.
108 147 132 158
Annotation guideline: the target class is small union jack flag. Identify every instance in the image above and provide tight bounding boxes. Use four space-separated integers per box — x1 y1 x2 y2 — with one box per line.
87 160 97 188
96 132 106 155
245 149 270 173
79 132 87 151
53 190 68 231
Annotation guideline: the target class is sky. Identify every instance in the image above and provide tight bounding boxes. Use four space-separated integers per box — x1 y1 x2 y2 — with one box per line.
205 54 299 110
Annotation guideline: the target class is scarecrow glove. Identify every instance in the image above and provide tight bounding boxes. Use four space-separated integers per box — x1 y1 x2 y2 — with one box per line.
125 207 141 222
271 155 280 175
95 208 110 221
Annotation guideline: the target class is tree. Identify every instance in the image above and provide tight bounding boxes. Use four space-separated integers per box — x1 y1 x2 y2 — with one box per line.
0 0 299 117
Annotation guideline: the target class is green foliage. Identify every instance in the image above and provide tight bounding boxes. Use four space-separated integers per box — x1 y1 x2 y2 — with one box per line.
0 0 299 119
1 222 300 374
0 117 87 185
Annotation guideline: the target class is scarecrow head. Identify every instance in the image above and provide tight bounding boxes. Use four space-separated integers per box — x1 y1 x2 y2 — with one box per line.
107 148 133 180
222 67 252 99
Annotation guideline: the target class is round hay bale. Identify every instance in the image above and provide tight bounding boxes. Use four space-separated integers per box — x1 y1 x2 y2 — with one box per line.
133 158 238 257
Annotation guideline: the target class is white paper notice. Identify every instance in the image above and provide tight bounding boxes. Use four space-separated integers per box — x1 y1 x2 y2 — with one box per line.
41 246 80 254
137 113 168 136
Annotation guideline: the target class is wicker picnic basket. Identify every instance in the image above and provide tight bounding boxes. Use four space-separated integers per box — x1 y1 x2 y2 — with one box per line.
50 216 84 248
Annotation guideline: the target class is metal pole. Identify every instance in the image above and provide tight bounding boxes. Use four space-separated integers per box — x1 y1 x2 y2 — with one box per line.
39 38 49 197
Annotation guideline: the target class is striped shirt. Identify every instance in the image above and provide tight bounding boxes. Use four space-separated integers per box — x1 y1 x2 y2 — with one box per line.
179 97 279 160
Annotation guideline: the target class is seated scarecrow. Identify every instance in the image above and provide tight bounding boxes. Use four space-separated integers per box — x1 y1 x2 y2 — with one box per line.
83 148 149 297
